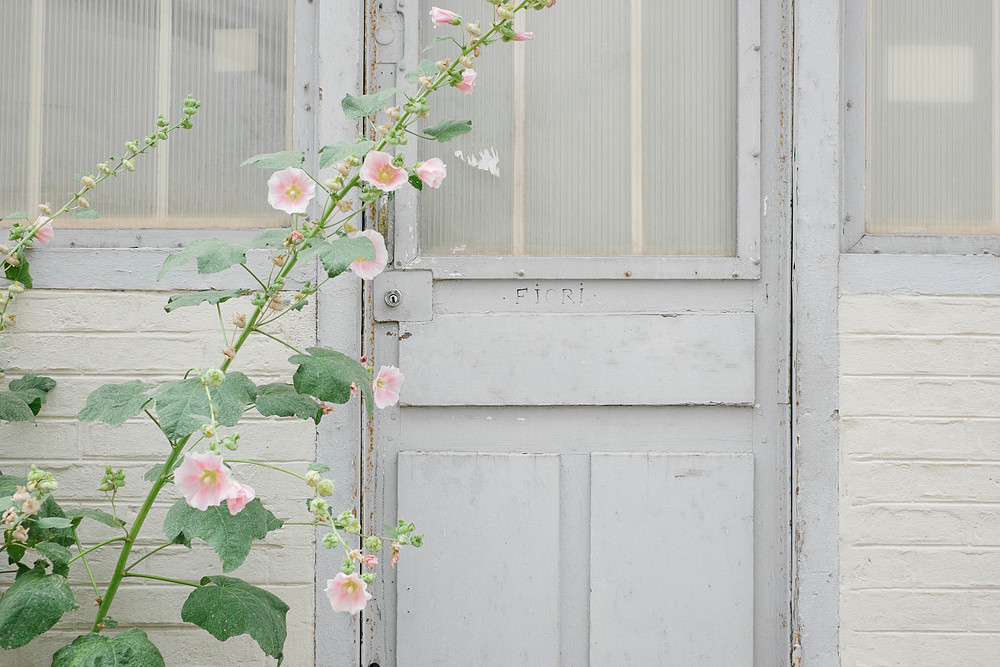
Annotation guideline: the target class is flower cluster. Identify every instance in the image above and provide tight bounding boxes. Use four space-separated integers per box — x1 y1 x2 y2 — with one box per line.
2 466 58 546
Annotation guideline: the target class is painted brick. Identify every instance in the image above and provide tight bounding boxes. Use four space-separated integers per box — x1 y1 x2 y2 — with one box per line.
840 294 1000 335
838 376 913 417
842 631 1000 667
11 290 141 333
842 547 1000 589
844 461 1000 503
842 589 972 632
841 417 1000 460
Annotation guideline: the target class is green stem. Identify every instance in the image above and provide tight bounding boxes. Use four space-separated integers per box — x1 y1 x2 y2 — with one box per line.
240 263 268 290
226 459 307 481
68 536 127 564
217 303 228 346
250 328 303 355
122 572 201 588
124 542 174 573
72 528 101 599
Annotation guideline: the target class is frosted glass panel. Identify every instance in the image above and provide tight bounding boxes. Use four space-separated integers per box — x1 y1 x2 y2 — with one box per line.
868 0 998 233
418 0 738 257
0 0 291 228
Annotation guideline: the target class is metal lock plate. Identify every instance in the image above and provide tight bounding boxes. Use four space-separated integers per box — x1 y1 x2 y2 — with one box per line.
373 270 433 322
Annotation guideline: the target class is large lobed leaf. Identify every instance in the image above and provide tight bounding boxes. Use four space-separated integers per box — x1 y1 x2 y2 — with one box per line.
254 383 322 423
289 347 374 417
0 392 35 423
158 238 249 280
8 374 56 416
318 140 375 170
240 151 306 170
307 235 376 280
404 59 439 84
341 88 404 119
423 119 473 142
77 381 155 428
0 564 77 649
164 289 249 313
153 372 256 439
5 252 31 289
52 628 165 667
162 498 283 572
182 576 289 664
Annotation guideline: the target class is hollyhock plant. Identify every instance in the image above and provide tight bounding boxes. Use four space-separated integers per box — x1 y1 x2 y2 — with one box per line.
174 452 234 511
416 158 447 188
326 572 373 615
349 230 389 280
267 166 316 214
513 31 535 41
456 69 477 94
430 7 461 27
373 365 404 409
226 480 256 514
32 216 54 244
360 150 408 192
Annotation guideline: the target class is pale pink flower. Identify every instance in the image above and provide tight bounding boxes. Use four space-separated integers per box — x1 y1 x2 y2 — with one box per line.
267 167 316 215
544 0 556 6
429 7 461 27
415 158 447 189
373 365 404 409
348 230 389 280
21 498 40 516
359 151 407 192
11 487 29 504
289 230 305 243
512 32 535 41
325 572 372 615
174 452 232 511
10 525 28 544
362 554 379 569
225 481 255 515
33 216 54 244
456 69 477 94
2 509 17 528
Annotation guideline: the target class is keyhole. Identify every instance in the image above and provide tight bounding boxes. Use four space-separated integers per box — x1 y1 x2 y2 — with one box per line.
384 289 402 307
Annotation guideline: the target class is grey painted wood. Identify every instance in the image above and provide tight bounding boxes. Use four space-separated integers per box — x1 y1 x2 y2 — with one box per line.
399 313 756 407
841 254 1000 295
396 452 560 666
590 453 755 665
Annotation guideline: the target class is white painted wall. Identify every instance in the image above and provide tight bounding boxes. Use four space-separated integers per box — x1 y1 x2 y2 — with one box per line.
840 293 1000 665
1 290 317 666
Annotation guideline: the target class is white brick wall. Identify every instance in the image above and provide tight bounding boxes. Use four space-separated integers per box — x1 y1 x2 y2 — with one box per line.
0 290 321 666
840 294 1000 666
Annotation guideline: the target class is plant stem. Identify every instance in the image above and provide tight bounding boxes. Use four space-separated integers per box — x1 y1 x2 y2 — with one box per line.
250 328 303 355
72 528 101 599
122 572 201 588
68 536 127 564
124 542 174 574
226 459 307 481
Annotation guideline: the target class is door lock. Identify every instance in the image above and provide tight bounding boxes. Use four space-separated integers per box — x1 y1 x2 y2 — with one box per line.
384 289 402 307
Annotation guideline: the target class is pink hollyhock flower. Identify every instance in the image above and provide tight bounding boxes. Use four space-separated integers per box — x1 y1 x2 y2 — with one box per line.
416 158 447 189
362 554 378 569
325 572 372 615
33 216 54 244
429 7 461 27
267 167 316 215
174 452 232 511
348 230 388 280
373 365 404 409
359 151 408 192
225 481 255 515
456 69 477 94
513 32 535 41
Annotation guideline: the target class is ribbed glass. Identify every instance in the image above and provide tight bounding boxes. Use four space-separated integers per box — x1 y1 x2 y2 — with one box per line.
868 0 997 233
1 0 290 228
418 0 738 257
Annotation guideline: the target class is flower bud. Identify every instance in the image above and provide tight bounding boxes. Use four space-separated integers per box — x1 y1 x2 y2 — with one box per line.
322 533 339 549
4 254 19 267
79 197 91 208
497 5 514 19
12 487 30 504
201 368 226 387
232 313 247 328
81 175 96 189
1 313 16 329
272 254 286 267
123 159 136 172
317 479 335 496
361 572 376 584
410 534 424 547
334 162 351 176
418 76 434 90
386 106 402 120
8 281 24 294
324 177 343 191
201 423 218 438
435 59 451 72
365 535 382 552
98 162 112 175
37 202 52 215
305 470 321 487
221 433 240 450
21 498 40 516
337 199 355 213
156 114 169 128
221 346 236 360
10 525 28 544
268 296 284 311
466 21 482 36
460 55 475 69
341 558 356 575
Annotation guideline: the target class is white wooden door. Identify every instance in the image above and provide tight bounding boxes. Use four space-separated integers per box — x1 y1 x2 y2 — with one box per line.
359 1 791 665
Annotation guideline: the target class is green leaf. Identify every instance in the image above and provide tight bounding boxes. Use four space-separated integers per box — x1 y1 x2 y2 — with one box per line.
5 253 32 289
8 374 56 416
423 36 458 52
35 541 72 565
153 372 256 439
409 173 423 191
423 119 473 142
318 140 376 170
36 517 73 529
0 392 35 423
254 383 323 423
162 499 283 573
164 289 249 313
307 235 376 280
182 576 288 663
143 458 182 483
52 628 165 667
2 211 28 221
0 564 77 649
289 347 374 417
405 59 440 84
77 381 155 428
240 151 306 169
248 228 291 249
307 462 330 474
71 208 99 219
158 238 249 280
64 508 125 530
341 88 404 119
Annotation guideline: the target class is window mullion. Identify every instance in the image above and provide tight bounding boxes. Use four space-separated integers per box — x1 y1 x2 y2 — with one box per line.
27 0 45 212
630 0 643 255
512 9 527 255
156 0 172 220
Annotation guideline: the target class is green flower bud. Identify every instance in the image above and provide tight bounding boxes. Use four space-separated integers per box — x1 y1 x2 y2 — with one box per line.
201 368 226 387
201 423 218 438
8 281 24 294
305 470 321 487
322 533 339 549
98 162 112 175
156 114 169 128
410 534 424 547
365 535 382 552
341 558 356 575
123 159 136 172
317 479 335 496
81 175 96 189
361 573 376 584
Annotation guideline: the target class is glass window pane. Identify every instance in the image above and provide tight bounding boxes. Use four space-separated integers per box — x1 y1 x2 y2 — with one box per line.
1 0 291 229
418 0 738 257
868 0 997 234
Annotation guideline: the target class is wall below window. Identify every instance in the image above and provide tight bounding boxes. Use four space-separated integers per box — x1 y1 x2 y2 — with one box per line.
840 293 1000 664
0 290 317 666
